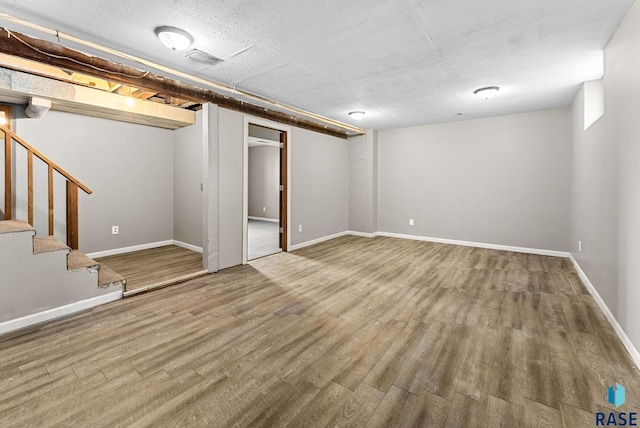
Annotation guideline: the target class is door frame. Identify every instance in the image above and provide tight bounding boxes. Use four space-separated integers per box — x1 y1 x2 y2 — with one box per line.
242 116 291 264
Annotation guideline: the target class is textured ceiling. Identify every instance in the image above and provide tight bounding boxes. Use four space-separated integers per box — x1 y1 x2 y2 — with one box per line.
0 0 633 130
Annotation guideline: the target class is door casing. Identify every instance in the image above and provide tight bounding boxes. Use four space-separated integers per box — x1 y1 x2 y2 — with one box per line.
242 116 291 264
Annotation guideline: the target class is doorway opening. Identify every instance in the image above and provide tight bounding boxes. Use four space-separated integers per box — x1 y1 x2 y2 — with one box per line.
243 119 290 263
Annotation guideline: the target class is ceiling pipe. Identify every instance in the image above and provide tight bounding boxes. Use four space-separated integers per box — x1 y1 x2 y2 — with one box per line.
0 29 349 138
0 13 365 136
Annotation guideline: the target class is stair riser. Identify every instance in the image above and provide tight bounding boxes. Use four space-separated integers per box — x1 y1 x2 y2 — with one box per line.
0 221 123 328
0 232 36 259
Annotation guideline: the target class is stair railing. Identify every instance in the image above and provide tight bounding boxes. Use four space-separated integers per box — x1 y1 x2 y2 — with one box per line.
1 124 92 249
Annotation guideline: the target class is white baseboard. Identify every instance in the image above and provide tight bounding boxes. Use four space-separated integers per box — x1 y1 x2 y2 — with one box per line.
0 291 122 335
248 216 279 223
348 230 377 238
173 240 203 253
569 254 640 369
86 240 173 259
290 231 351 251
374 231 569 258
86 239 205 259
290 230 568 258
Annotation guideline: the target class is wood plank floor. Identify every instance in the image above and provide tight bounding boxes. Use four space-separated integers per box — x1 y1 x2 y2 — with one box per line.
1 235 639 427
96 245 204 293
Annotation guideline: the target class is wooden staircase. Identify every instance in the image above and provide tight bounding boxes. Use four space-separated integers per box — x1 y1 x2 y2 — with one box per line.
1 122 125 333
0 219 125 286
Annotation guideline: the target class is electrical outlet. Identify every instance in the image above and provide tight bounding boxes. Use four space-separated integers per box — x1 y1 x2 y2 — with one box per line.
298 224 303 233
409 219 414 226
263 207 266 212
578 240 582 252
112 226 119 235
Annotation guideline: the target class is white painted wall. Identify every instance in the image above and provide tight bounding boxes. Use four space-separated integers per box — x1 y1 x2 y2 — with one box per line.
572 0 640 351
173 110 204 248
290 127 349 245
14 109 174 254
378 109 572 251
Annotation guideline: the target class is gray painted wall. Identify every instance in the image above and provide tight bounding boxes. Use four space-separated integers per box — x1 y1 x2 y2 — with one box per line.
173 110 204 248
248 145 279 220
216 109 350 262
0 229 117 324
349 130 378 234
378 109 572 251
571 86 617 312
14 110 174 254
290 127 349 245
217 107 244 269
203 104 219 272
571 1 640 350
249 124 281 141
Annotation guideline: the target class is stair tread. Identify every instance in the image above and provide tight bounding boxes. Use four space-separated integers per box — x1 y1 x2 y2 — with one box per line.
33 236 70 254
68 250 100 271
98 263 126 288
0 219 34 234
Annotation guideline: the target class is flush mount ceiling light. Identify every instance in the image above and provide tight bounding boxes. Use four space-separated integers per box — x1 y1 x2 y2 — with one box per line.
474 86 500 100
349 111 365 120
154 26 194 51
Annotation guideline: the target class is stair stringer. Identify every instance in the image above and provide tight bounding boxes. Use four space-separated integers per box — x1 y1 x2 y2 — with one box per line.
0 227 122 334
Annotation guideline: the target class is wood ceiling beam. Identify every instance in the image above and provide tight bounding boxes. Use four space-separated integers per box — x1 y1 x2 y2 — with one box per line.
0 28 351 139
132 89 158 100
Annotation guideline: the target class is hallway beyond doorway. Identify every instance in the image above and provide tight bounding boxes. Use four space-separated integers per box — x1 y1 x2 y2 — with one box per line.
248 219 280 260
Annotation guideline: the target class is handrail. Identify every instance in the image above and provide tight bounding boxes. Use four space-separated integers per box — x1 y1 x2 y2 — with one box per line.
1 123 91 249
0 124 92 195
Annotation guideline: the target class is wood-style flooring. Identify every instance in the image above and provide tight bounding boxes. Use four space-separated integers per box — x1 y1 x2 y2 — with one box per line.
95 245 205 294
1 235 638 427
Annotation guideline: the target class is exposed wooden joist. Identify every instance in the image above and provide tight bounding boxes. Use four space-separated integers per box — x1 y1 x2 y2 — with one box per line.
69 73 111 91
132 89 158 100
0 67 196 129
0 28 352 139
0 52 72 82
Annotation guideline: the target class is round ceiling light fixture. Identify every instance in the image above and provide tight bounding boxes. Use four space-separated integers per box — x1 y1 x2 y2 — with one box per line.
154 26 194 51
349 111 365 120
474 86 500 100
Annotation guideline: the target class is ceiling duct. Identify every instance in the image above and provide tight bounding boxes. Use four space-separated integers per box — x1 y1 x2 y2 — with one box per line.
185 49 224 66
24 97 51 118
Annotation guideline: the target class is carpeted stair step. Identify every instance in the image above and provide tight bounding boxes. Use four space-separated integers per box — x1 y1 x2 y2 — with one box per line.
0 219 34 234
98 263 127 288
67 250 100 271
33 236 70 254
2 221 127 290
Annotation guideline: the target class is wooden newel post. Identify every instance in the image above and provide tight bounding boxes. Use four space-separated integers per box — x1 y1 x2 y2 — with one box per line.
66 181 79 249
